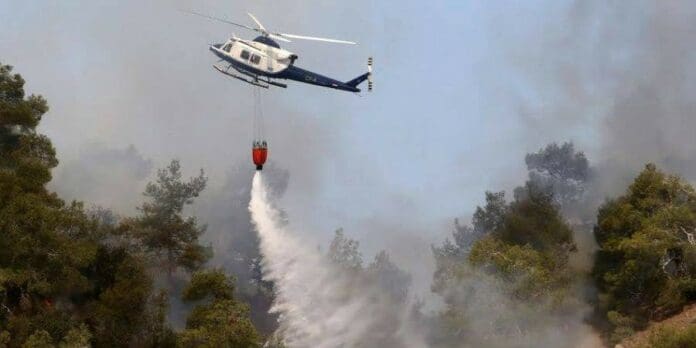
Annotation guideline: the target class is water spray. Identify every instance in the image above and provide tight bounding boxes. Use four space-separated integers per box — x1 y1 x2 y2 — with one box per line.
249 172 425 348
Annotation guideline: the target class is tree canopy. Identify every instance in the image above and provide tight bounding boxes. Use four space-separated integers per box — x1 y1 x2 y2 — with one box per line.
593 164 696 343
0 62 259 347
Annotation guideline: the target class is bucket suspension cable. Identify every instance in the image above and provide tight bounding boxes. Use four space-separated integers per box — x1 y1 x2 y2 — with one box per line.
253 86 266 142
251 86 268 170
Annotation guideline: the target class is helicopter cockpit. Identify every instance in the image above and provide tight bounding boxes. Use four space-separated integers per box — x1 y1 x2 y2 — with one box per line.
221 42 234 53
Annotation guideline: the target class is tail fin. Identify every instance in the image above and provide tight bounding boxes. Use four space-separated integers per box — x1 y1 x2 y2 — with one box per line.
345 57 373 91
346 72 370 88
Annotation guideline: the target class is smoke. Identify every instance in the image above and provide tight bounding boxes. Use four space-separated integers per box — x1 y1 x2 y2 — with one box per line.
195 162 289 334
434 2 696 346
502 1 696 192
50 142 153 214
434 269 601 348
593 1 696 190
249 172 426 348
8 1 696 346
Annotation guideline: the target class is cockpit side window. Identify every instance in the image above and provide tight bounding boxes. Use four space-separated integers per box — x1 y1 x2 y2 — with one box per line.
250 54 261 65
240 50 250 60
222 43 232 52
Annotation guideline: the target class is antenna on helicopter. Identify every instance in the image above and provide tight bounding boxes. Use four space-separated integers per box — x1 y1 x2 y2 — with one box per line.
181 10 357 45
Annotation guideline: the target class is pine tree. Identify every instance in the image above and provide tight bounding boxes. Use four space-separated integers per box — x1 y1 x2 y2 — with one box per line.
125 160 211 277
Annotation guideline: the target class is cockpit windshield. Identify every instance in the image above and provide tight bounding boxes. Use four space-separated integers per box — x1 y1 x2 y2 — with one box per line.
222 43 233 52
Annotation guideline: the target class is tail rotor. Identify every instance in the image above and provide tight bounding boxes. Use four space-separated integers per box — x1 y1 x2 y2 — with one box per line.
367 57 373 92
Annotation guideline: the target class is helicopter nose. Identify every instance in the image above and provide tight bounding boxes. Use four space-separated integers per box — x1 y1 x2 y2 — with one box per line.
210 43 223 50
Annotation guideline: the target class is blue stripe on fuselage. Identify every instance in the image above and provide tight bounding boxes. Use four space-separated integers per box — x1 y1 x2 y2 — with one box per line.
209 45 360 92
276 66 360 92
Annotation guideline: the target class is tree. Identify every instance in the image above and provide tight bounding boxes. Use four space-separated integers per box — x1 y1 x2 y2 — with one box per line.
59 324 91 348
522 142 590 210
366 251 412 303
431 179 580 345
0 62 262 347
645 325 696 348
432 191 508 295
0 62 204 347
324 230 416 347
198 164 288 336
328 229 363 270
178 270 260 347
21 330 52 348
472 191 508 235
0 62 100 345
126 160 211 277
469 183 576 303
88 248 154 347
593 164 696 342
0 63 54 188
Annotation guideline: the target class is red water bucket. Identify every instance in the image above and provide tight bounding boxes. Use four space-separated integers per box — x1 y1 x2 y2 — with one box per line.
252 142 268 170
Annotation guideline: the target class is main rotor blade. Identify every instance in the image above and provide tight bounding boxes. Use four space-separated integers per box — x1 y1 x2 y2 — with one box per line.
269 34 292 43
181 10 260 33
247 13 266 31
277 33 356 45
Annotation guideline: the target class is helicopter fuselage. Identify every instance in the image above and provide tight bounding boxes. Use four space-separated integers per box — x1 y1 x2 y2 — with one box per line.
210 36 368 92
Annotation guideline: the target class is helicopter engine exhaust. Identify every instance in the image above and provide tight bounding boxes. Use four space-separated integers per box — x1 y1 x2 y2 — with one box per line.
252 140 268 170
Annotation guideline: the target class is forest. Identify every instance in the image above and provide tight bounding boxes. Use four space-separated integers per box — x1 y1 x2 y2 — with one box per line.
2 60 696 348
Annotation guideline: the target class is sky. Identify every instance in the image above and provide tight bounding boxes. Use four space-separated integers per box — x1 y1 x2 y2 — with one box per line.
5 0 689 299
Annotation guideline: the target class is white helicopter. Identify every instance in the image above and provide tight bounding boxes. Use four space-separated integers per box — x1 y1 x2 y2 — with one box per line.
185 11 373 93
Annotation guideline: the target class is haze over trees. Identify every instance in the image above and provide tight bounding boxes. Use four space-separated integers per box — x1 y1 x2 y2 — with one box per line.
3 60 696 347
0 63 258 347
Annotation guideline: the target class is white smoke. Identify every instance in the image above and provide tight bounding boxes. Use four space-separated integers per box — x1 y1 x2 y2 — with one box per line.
249 172 426 348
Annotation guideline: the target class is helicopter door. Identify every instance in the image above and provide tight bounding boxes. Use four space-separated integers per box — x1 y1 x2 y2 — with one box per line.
266 49 274 72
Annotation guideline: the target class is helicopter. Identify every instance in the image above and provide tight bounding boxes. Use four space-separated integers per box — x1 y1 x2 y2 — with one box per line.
185 11 373 93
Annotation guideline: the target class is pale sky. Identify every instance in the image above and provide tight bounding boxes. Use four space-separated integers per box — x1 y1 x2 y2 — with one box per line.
5 0 686 297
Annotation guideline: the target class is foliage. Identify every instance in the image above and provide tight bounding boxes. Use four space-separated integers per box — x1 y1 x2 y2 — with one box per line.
0 62 112 346
198 165 287 335
327 230 412 304
431 192 507 295
124 159 211 276
522 142 590 209
593 164 696 340
89 250 153 347
644 325 696 348
469 184 576 304
431 147 582 345
21 330 52 348
178 270 260 347
366 251 412 302
59 325 91 348
328 229 363 270
0 62 259 347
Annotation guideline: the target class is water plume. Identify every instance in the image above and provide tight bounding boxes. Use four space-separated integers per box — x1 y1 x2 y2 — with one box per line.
249 172 425 348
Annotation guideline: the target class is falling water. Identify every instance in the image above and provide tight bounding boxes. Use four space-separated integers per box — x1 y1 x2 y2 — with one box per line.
249 172 425 348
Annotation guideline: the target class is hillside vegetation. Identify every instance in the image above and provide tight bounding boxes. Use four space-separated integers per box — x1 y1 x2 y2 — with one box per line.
3 61 696 347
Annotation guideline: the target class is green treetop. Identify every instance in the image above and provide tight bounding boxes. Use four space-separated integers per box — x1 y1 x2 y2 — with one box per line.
593 164 696 343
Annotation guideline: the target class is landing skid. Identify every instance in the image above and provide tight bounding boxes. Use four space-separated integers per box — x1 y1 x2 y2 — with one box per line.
213 65 268 88
213 65 287 89
232 67 288 89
